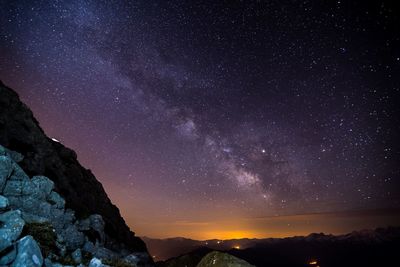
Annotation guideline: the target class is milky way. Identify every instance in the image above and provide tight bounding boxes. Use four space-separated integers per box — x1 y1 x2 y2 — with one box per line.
1 0 399 238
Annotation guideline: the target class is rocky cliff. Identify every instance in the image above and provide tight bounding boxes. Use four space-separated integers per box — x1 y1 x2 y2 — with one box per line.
0 81 151 263
0 145 152 266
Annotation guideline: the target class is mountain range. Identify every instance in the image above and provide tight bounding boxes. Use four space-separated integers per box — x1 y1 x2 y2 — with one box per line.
147 227 400 267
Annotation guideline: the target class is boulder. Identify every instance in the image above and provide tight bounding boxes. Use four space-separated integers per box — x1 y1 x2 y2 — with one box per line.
11 235 43 267
47 191 65 209
93 247 116 260
31 176 54 199
89 257 111 267
124 252 153 266
8 162 29 181
3 179 35 197
196 251 255 267
0 145 23 162
62 224 85 250
71 248 82 263
0 210 25 252
89 214 106 244
0 195 9 211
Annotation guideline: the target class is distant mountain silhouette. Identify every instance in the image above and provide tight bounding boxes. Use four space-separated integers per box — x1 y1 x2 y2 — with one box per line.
147 227 400 267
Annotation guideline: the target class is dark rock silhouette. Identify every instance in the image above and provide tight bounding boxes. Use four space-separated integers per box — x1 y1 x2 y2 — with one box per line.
0 81 146 253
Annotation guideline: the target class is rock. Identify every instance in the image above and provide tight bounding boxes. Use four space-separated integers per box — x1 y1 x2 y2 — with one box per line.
0 195 9 211
55 240 67 257
0 244 17 265
7 195 42 214
93 247 116 260
71 248 82 263
48 207 65 231
62 225 85 250
89 257 111 267
82 240 96 253
31 176 54 199
76 218 91 231
89 214 105 244
0 210 25 252
0 145 24 162
11 235 43 267
0 155 13 192
8 162 29 181
196 251 255 267
63 209 76 224
124 252 153 266
47 191 65 209
3 179 34 197
21 212 48 223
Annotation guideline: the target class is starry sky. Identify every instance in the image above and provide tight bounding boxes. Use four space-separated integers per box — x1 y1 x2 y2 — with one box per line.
1 0 399 239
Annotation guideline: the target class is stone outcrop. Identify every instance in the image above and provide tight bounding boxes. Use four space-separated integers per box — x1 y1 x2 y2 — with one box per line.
196 251 254 267
0 81 146 253
0 145 153 266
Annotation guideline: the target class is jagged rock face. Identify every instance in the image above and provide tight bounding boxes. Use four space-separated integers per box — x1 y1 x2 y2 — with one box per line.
0 81 147 253
0 146 152 266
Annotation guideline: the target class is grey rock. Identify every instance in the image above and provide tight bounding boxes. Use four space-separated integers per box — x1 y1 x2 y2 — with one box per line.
3 179 34 197
62 225 85 250
71 248 82 264
0 155 13 192
21 212 48 223
0 195 9 211
8 195 42 214
89 257 111 267
55 241 67 257
11 235 43 267
76 218 91 231
6 150 24 163
93 247 116 260
0 244 17 265
44 257 53 267
82 241 96 253
124 252 152 266
89 214 105 244
36 201 52 218
63 209 76 224
48 208 65 232
8 162 29 181
0 210 25 252
196 251 255 267
0 145 23 163
47 191 65 209
31 176 54 199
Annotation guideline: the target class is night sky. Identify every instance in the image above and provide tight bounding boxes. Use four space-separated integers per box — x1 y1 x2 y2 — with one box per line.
1 0 399 239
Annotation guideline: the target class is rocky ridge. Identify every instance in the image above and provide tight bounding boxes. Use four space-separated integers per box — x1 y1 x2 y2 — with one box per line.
0 81 146 253
0 144 152 266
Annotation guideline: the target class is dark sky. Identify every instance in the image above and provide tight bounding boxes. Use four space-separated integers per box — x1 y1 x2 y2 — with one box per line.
1 0 399 239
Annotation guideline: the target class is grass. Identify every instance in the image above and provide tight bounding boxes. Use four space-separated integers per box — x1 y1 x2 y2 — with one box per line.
22 222 57 257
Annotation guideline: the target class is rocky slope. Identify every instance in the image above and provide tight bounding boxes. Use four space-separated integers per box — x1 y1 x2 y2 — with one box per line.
0 145 153 266
0 81 146 253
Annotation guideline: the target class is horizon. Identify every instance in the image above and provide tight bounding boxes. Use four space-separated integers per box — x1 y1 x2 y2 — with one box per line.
1 0 399 241
136 208 400 240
